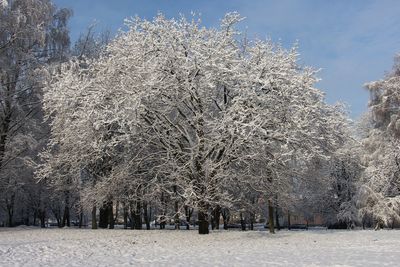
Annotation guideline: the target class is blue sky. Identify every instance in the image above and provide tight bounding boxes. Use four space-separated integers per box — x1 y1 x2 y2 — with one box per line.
53 0 400 118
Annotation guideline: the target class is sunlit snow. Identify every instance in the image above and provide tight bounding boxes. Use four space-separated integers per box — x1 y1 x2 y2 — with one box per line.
1 228 399 266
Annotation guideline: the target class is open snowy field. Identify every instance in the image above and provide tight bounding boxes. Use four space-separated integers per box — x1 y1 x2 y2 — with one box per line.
1 228 400 266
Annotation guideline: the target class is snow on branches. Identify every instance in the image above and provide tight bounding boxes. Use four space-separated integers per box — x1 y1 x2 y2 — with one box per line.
357 55 400 228
40 13 348 233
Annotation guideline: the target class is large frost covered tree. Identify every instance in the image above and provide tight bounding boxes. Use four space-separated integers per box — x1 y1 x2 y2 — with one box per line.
41 13 348 234
357 54 400 229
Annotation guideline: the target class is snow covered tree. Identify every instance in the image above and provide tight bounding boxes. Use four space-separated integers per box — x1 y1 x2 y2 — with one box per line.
328 140 363 228
0 0 72 227
42 13 349 234
357 53 400 229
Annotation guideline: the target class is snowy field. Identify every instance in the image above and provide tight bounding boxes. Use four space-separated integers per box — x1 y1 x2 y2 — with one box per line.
1 228 399 267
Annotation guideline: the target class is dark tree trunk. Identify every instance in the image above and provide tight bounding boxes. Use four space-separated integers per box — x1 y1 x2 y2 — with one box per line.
114 201 119 225
374 220 383 230
159 215 166 229
362 216 366 230
215 208 221 230
24 210 30 226
129 204 135 230
6 193 15 227
62 193 70 227
108 201 114 229
250 211 255 230
185 206 193 230
91 205 97 229
173 185 180 230
39 210 46 228
268 199 275 234
275 207 280 231
6 205 13 227
134 202 142 229
160 192 166 229
143 202 150 230
33 210 37 226
62 205 70 227
78 211 83 228
99 204 109 228
198 209 209 234
149 207 152 229
123 202 128 229
212 206 221 230
51 206 62 227
222 208 230 230
250 197 256 230
287 211 291 230
240 212 246 231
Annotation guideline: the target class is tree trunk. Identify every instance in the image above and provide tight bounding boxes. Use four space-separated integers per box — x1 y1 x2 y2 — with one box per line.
78 211 83 228
160 192 166 229
62 193 70 227
240 212 246 231
51 206 62 227
250 211 255 230
173 185 180 230
33 210 37 226
212 206 221 230
108 201 114 229
143 202 151 230
268 199 275 234
99 204 108 228
134 202 142 230
7 205 13 227
123 202 128 229
91 205 97 229
25 217 29 226
222 208 229 230
149 206 152 228
62 205 70 227
374 220 383 230
287 211 291 230
185 206 193 230
39 210 46 228
211 214 216 230
6 193 15 227
198 209 209 234
275 207 280 231
114 201 119 225
129 204 135 230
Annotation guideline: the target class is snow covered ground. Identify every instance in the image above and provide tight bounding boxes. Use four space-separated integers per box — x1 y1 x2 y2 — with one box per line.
1 227 399 266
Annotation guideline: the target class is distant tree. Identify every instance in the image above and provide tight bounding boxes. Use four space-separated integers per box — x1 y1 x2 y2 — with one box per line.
72 23 111 59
